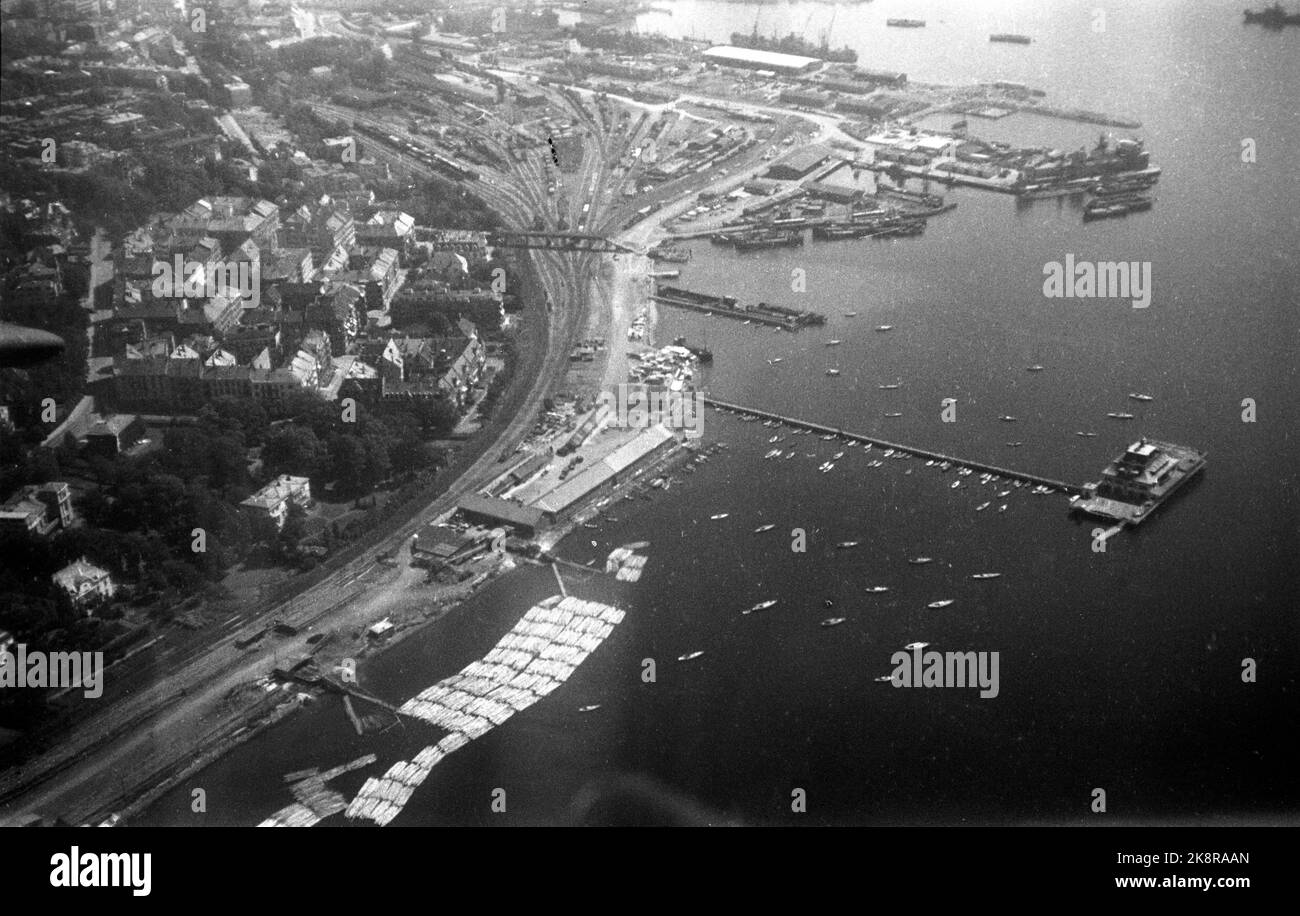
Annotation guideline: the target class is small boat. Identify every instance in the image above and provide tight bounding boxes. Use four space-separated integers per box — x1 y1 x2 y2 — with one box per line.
578 704 602 713
903 642 930 650
874 675 895 682
820 462 836 473
927 600 955 609
676 651 704 662
836 541 859 549
997 504 1008 512
844 311 858 317
769 435 781 443
971 573 1002 580
866 586 890 593
821 617 847 628
883 449 895 457
875 325 894 332
884 412 903 418
754 523 776 533
710 513 729 520
868 460 885 467
1006 441 1023 447
1026 365 1045 372
925 460 935 467
826 339 842 346
583 522 598 529
976 501 991 511
772 357 783 363
1128 393 1154 402
833 451 845 460
999 415 1017 422
908 557 934 565
1107 412 1135 420
997 490 1011 497
878 383 901 390
950 480 962 489
824 599 835 608
743 599 778 615
939 462 951 471
825 368 841 376
1012 481 1024 488
1076 431 1097 438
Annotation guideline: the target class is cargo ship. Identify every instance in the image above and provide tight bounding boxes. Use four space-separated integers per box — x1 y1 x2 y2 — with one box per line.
1083 193 1154 221
731 229 804 251
990 33 1033 44
730 30 858 63
1071 438 1207 525
1244 3 1300 27
887 19 926 28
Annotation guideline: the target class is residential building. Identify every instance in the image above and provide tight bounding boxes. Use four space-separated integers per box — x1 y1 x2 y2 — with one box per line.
240 474 312 531
52 556 116 612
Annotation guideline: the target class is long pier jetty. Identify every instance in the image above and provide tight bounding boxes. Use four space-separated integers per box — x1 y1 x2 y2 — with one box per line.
703 397 1086 496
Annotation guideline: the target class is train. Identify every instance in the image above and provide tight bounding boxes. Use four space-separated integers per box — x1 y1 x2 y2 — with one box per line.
352 123 480 182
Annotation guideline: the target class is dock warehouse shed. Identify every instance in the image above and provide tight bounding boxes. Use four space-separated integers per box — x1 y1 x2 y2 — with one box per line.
457 494 545 538
702 46 823 76
764 145 832 180
530 426 677 524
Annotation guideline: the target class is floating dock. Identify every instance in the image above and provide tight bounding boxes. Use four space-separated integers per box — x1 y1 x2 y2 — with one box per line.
652 286 825 329
703 397 1085 496
336 595 627 827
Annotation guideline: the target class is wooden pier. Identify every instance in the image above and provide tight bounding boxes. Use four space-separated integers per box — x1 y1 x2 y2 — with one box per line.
703 397 1086 496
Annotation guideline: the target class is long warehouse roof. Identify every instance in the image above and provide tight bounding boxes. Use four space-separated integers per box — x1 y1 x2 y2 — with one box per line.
703 45 822 70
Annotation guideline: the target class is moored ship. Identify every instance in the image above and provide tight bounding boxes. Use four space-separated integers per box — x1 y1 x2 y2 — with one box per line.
730 30 858 63
990 33 1033 44
887 19 926 28
1244 3 1300 27
732 229 804 251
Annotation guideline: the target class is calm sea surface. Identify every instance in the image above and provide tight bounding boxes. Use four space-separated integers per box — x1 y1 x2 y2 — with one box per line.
139 0 1299 826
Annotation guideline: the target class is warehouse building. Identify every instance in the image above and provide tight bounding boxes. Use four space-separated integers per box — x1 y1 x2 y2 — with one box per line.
764 145 832 180
530 426 678 524
702 46 822 76
456 494 545 539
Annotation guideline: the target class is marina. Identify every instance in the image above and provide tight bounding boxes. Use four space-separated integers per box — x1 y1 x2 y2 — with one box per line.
703 397 1085 498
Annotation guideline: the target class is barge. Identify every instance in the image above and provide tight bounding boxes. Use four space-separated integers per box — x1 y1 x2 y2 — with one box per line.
652 285 825 329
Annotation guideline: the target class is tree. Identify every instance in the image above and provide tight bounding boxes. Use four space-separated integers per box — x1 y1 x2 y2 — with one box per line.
262 426 325 479
328 434 368 494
